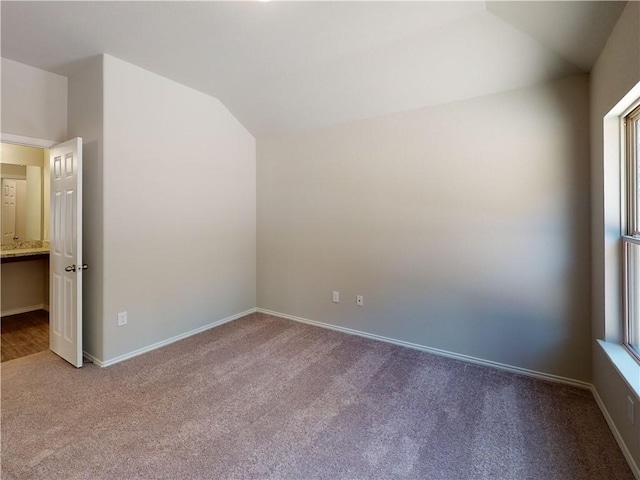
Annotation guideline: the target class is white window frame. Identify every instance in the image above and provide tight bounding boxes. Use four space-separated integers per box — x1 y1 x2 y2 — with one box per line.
622 102 640 362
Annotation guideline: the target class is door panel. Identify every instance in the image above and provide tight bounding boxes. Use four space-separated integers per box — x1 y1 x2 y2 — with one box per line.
49 137 83 368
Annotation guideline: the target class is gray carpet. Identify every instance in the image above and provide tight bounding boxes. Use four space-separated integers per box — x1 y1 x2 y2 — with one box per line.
1 313 634 479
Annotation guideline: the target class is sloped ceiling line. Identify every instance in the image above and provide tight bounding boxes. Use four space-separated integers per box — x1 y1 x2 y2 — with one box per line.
0 1 626 136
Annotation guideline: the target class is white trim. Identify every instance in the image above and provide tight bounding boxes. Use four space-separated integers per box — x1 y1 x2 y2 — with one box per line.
1 304 47 317
256 308 592 390
598 340 640 398
0 133 57 149
81 351 104 367
591 386 640 480
610 81 640 118
89 308 257 368
1 174 27 180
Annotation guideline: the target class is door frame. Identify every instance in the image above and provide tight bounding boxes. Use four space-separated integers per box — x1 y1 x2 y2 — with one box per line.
1 133 57 149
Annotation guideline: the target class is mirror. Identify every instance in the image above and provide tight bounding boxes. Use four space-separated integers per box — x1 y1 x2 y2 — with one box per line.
1 142 49 246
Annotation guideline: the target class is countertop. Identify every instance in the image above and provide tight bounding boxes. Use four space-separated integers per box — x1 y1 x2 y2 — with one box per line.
1 247 50 259
1 241 50 261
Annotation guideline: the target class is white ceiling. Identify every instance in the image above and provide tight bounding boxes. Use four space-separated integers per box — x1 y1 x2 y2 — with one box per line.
1 1 626 136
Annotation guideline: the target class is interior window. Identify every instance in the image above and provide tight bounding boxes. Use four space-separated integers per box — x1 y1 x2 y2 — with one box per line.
623 104 640 360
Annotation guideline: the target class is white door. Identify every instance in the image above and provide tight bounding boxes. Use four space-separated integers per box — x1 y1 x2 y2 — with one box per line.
2 179 17 244
50 138 83 367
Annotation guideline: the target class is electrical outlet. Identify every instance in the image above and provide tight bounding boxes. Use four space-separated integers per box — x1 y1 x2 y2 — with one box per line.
357 295 364 307
628 396 635 425
117 311 128 327
332 291 340 303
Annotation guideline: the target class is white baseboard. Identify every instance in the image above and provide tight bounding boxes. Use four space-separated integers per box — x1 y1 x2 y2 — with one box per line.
257 308 592 389
82 351 103 367
1 304 47 317
86 308 257 368
591 386 640 480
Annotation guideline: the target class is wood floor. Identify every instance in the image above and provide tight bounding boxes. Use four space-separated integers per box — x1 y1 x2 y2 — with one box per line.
1 310 49 363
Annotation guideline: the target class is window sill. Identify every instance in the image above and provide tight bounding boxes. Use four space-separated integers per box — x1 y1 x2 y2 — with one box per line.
598 340 640 398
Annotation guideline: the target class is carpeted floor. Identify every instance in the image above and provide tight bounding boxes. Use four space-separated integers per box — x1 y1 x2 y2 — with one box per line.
1 313 634 479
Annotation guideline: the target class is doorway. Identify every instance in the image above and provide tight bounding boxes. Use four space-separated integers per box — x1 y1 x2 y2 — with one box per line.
1 135 85 368
1 141 51 362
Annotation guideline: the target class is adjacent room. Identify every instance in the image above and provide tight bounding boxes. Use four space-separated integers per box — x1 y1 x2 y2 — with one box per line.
1 142 50 362
1 1 639 479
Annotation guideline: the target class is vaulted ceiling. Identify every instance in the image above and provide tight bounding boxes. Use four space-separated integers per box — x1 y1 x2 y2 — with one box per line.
1 1 626 136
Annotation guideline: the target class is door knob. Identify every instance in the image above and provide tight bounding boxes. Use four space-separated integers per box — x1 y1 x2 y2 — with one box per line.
79 264 88 270
65 265 76 272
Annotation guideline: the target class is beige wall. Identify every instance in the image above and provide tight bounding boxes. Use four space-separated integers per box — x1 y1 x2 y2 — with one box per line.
1 57 67 142
101 55 256 362
1 259 48 315
67 56 104 360
590 1 640 470
1 143 45 166
258 74 591 381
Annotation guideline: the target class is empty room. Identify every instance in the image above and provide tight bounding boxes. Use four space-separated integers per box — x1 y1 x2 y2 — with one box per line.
1 1 639 479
